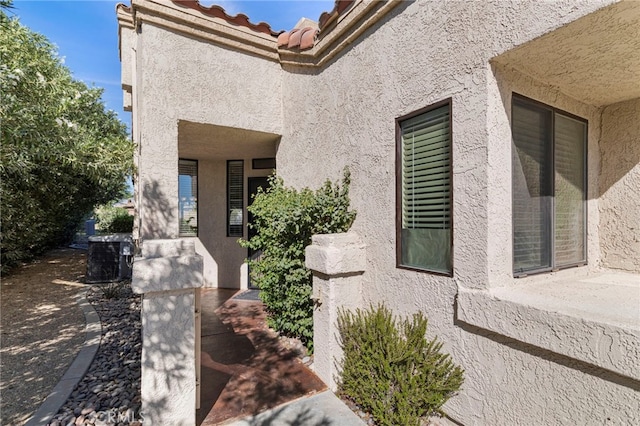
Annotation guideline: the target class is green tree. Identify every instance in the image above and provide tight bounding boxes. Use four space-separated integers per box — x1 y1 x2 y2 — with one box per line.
0 8 134 273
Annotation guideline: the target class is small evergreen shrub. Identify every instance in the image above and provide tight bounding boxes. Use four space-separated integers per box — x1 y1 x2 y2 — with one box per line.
240 169 356 351
337 304 464 426
107 213 134 233
95 205 133 233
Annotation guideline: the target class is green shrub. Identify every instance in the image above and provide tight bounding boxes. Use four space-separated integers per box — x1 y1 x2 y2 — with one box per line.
107 213 134 233
337 304 464 426
95 205 133 234
240 169 356 351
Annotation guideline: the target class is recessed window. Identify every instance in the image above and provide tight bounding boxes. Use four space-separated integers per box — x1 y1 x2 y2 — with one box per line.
396 100 452 275
178 159 198 237
512 95 587 275
252 157 276 170
227 160 244 237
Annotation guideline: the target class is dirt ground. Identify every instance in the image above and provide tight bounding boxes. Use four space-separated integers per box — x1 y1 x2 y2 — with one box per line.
1 248 88 425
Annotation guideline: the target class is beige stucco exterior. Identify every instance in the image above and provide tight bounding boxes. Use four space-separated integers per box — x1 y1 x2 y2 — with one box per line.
599 98 640 273
118 1 281 287
120 0 640 424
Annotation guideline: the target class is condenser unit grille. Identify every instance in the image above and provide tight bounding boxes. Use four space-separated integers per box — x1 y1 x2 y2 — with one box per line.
87 242 121 283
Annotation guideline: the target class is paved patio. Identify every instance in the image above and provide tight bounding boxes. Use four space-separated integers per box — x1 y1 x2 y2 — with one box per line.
197 289 327 425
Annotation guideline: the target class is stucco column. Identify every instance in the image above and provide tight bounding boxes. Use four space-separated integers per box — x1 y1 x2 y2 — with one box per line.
131 239 203 426
305 232 365 391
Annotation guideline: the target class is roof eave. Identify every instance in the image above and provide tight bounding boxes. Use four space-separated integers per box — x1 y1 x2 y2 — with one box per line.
131 0 280 62
278 0 402 68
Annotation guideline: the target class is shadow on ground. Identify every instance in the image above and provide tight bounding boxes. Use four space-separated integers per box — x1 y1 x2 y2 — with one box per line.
197 289 326 425
0 248 88 425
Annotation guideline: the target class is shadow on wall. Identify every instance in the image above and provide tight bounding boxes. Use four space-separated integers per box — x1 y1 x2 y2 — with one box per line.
133 251 202 424
141 180 175 239
598 99 640 196
452 299 640 394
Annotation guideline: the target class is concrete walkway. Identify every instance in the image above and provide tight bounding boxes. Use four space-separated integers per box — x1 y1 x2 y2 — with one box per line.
11 278 362 425
224 391 365 425
197 289 365 426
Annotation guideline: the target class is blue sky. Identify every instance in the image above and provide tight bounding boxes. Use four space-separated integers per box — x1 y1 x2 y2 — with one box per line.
10 0 334 133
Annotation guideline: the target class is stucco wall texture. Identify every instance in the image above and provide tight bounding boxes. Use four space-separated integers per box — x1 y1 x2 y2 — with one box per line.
135 23 282 240
133 23 281 287
599 98 640 273
125 0 639 424
275 1 639 424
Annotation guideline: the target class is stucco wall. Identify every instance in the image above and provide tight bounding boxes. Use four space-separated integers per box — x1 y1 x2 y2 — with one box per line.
277 1 638 424
599 98 640 273
126 0 638 423
136 22 282 239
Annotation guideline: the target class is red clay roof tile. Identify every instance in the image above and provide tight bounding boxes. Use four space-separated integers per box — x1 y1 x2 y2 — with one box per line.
277 31 290 47
171 0 281 37
277 0 354 51
299 27 318 50
284 27 318 50
277 27 318 51
170 0 355 52
287 28 302 49
319 0 355 30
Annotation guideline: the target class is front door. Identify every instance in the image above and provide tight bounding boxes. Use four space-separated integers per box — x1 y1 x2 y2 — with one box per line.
247 176 270 289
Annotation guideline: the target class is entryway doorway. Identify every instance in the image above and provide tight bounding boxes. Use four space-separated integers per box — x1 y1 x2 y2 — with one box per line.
247 176 270 289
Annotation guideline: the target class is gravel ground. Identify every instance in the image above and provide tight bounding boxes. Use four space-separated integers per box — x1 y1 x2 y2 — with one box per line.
0 249 87 425
48 283 142 426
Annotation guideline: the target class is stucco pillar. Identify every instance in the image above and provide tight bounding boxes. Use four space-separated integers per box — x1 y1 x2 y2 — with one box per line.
131 239 203 426
305 232 365 391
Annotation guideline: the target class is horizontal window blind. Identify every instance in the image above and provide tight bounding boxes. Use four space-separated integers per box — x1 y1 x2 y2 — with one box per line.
402 105 451 230
512 102 552 272
512 96 586 275
398 102 452 274
178 159 198 237
227 160 244 237
554 113 586 266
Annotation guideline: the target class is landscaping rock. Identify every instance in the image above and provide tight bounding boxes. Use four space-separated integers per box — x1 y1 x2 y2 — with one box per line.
48 286 142 425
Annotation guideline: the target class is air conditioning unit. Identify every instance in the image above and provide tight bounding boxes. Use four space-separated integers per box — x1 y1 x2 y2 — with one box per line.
86 234 134 283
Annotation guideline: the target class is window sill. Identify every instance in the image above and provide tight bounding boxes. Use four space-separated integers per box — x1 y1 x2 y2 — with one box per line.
457 271 639 381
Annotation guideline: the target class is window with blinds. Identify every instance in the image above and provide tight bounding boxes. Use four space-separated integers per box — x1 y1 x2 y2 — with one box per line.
227 160 244 237
512 95 586 275
178 159 198 237
396 100 452 274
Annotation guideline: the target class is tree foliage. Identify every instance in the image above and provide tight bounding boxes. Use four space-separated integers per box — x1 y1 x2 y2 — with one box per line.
0 10 134 273
239 169 356 351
